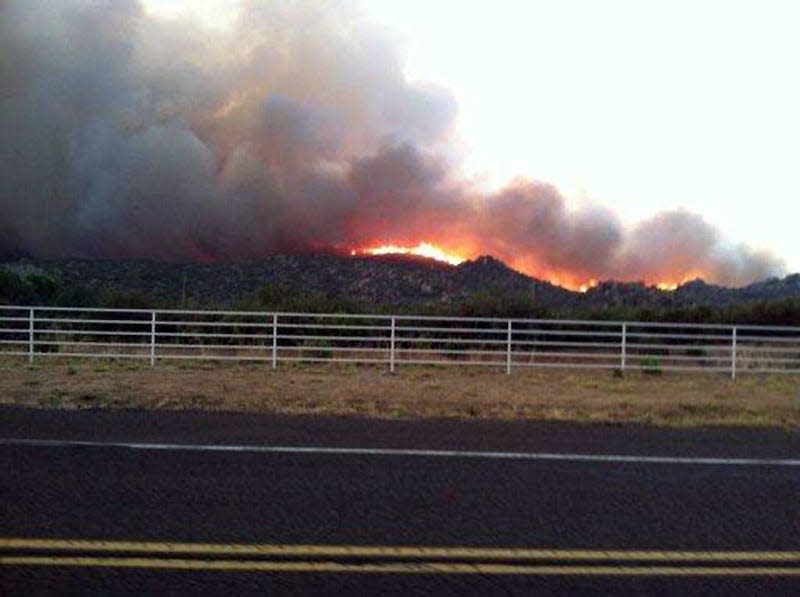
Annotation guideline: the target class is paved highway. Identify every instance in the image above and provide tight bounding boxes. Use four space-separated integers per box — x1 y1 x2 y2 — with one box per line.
1 407 799 595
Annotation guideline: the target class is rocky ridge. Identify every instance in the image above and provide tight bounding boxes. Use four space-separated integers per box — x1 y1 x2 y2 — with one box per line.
2 255 799 310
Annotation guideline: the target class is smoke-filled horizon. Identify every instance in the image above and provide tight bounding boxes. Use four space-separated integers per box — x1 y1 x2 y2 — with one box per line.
0 0 786 288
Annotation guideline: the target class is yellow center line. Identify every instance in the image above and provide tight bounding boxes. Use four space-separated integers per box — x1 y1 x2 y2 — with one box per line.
1 538 800 562
1 556 800 576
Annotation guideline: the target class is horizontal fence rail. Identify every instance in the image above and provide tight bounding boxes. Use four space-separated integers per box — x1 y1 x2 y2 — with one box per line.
1 306 799 378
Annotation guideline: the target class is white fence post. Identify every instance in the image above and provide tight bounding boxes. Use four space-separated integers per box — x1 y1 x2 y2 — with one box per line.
150 311 156 366
620 322 627 371
28 308 34 364
390 316 396 373
272 313 278 369
3 305 798 376
506 320 512 374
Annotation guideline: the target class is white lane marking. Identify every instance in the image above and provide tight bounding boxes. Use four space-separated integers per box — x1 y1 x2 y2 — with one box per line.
0 438 799 466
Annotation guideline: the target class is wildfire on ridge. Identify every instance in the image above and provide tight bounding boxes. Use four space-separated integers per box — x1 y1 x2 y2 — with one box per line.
656 274 702 291
351 241 700 292
351 242 466 266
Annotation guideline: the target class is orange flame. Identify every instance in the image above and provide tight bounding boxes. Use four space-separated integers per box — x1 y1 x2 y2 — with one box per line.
352 240 706 293
353 242 466 266
655 274 702 291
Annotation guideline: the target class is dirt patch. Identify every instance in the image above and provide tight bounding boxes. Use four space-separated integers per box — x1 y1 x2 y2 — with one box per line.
1 358 798 428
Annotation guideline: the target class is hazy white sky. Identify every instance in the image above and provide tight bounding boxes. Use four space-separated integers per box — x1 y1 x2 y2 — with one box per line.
145 0 800 272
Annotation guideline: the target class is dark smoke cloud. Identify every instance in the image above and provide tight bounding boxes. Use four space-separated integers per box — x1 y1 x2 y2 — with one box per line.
0 0 786 287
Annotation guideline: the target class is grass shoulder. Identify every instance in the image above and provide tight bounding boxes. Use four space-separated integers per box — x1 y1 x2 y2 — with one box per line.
0 357 797 429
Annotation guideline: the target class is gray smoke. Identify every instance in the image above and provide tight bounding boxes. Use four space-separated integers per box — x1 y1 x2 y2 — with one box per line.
0 0 786 287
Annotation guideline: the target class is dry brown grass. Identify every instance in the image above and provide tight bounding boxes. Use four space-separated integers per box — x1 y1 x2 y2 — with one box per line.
1 357 798 428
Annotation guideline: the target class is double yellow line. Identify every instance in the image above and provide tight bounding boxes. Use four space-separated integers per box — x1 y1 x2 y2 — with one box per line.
2 538 799 576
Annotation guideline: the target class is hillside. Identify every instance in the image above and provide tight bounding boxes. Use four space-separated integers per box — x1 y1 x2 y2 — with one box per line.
2 255 799 312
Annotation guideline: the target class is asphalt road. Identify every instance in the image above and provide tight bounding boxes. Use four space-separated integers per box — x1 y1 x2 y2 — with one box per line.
1 407 799 595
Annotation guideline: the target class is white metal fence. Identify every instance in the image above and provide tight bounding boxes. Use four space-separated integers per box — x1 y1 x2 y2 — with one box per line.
1 305 799 378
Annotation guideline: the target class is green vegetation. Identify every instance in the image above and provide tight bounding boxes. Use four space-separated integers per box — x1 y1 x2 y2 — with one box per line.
252 282 363 314
2 266 800 326
640 357 664 375
0 270 61 305
227 281 800 327
0 269 160 309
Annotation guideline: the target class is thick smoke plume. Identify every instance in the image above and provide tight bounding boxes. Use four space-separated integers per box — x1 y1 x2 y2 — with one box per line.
0 0 785 287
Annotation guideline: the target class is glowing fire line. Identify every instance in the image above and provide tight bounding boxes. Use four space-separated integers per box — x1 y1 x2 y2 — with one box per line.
352 242 691 291
352 243 465 266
